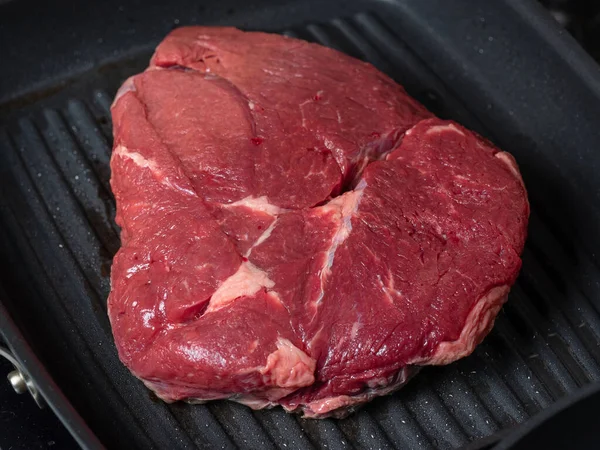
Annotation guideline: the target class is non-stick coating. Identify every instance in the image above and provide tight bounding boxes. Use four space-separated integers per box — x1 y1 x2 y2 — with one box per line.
1 1 600 449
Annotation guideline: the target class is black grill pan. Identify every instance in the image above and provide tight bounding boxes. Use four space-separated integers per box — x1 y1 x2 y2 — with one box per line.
2 0 600 449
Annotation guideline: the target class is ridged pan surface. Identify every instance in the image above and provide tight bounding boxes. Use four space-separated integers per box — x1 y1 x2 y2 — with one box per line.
1 6 600 450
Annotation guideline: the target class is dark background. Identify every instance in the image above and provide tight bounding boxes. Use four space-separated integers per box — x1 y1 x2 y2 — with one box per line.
540 0 600 62
1 0 600 449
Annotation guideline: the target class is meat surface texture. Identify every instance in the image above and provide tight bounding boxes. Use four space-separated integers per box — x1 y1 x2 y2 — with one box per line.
108 27 529 418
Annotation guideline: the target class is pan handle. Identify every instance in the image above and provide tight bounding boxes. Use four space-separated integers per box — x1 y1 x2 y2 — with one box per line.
0 345 44 408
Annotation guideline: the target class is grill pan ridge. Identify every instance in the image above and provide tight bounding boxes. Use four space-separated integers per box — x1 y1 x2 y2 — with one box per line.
2 1 600 449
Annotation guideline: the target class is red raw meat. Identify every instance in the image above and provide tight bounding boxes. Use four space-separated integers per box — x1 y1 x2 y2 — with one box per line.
108 27 529 418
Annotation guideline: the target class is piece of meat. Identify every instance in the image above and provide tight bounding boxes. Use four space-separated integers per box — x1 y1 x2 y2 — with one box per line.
108 27 529 418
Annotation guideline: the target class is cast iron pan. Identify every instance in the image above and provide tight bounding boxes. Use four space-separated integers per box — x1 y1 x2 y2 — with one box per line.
2 0 600 448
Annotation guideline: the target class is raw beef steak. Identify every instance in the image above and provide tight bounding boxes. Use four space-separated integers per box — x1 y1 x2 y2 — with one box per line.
108 27 529 418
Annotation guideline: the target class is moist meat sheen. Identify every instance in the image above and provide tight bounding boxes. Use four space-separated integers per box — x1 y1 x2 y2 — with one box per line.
108 27 529 418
